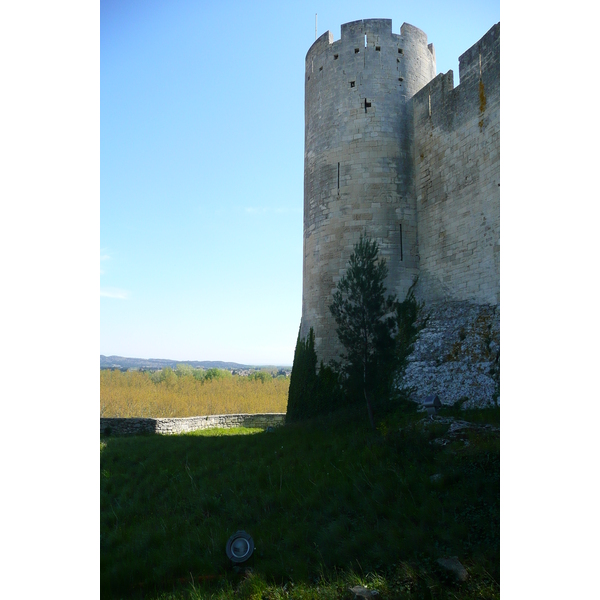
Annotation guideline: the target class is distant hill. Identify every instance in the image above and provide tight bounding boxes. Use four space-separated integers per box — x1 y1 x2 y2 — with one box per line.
100 355 290 371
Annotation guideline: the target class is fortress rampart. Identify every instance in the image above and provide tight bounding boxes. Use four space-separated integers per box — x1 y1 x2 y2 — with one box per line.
412 23 500 305
302 19 436 360
300 19 500 405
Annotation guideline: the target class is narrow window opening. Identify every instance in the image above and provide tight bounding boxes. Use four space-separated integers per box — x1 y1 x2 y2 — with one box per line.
350 81 355 88
334 53 339 60
364 34 367 48
319 66 323 71
375 46 381 52
337 163 340 190
398 48 403 54
308 75 310 81
399 224 403 261
364 99 371 113
355 48 360 54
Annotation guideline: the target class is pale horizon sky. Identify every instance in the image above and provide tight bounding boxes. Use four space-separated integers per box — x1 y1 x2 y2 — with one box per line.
101 0 500 366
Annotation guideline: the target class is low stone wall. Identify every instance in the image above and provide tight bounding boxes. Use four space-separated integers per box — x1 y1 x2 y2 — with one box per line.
401 301 499 408
100 413 286 436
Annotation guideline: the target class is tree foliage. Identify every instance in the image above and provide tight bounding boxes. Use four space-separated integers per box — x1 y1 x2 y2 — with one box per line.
287 236 422 427
394 283 421 376
248 370 272 383
329 235 398 429
204 368 232 382
287 326 342 422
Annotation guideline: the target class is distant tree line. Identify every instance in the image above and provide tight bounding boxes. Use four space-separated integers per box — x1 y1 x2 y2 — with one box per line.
101 365 289 382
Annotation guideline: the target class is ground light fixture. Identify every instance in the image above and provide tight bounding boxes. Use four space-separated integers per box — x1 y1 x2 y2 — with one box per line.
226 530 254 564
423 394 442 418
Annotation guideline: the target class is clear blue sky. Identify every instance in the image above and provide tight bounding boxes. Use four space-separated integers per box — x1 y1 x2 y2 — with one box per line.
100 0 500 365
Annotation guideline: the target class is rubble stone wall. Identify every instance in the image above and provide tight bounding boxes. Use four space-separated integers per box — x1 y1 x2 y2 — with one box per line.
402 301 499 408
100 413 286 436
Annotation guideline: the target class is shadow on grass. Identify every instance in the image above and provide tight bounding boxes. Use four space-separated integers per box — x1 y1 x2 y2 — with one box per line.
101 410 499 599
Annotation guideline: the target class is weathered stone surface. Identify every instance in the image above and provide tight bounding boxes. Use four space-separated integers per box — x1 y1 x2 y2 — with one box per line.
421 416 499 447
436 556 469 581
100 413 286 436
412 23 500 308
349 585 379 599
401 301 499 408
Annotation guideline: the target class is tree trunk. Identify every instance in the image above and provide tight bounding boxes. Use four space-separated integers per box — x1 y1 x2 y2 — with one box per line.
363 360 375 430
364 387 375 430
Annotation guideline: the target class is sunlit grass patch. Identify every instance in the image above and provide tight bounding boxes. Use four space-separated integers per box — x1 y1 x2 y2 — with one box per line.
187 427 264 437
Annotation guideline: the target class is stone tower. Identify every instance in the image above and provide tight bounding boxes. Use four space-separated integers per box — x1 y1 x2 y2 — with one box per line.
301 19 436 362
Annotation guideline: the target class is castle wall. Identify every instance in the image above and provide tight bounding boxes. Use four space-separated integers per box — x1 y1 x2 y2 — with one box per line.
100 413 286 436
302 19 436 362
402 302 499 407
411 24 500 305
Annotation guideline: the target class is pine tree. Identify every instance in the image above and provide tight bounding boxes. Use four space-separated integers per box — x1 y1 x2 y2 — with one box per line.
329 235 398 429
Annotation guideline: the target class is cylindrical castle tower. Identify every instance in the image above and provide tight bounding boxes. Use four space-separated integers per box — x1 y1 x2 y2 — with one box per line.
301 19 436 362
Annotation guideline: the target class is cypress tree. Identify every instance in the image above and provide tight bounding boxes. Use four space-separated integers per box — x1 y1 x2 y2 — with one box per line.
287 326 318 422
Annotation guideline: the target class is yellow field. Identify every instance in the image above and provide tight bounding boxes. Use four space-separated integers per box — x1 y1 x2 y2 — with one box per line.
100 370 289 418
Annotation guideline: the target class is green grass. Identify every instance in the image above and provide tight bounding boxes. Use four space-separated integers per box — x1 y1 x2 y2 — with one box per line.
100 403 499 599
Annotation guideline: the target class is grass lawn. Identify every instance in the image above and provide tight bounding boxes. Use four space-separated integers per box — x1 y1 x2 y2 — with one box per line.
100 401 499 599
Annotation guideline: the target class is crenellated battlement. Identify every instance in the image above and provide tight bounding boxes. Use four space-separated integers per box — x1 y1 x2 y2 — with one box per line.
411 23 499 131
400 22 429 48
409 22 500 308
305 18 436 111
340 18 393 42
301 19 500 394
459 22 499 85
306 19 434 84
306 30 334 59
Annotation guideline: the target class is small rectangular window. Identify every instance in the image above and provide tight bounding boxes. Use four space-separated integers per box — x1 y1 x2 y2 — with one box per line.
350 81 355 88
399 224 403 261
355 48 360 54
375 46 381 52
334 54 339 60
398 48 403 54
337 163 340 190
319 66 323 71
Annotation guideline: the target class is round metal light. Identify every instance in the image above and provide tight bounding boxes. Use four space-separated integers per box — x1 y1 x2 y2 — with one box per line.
226 530 254 564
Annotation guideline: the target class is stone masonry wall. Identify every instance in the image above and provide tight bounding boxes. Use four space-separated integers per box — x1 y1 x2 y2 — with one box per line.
302 19 436 364
100 413 286 436
402 301 499 408
410 24 500 305
297 20 500 407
